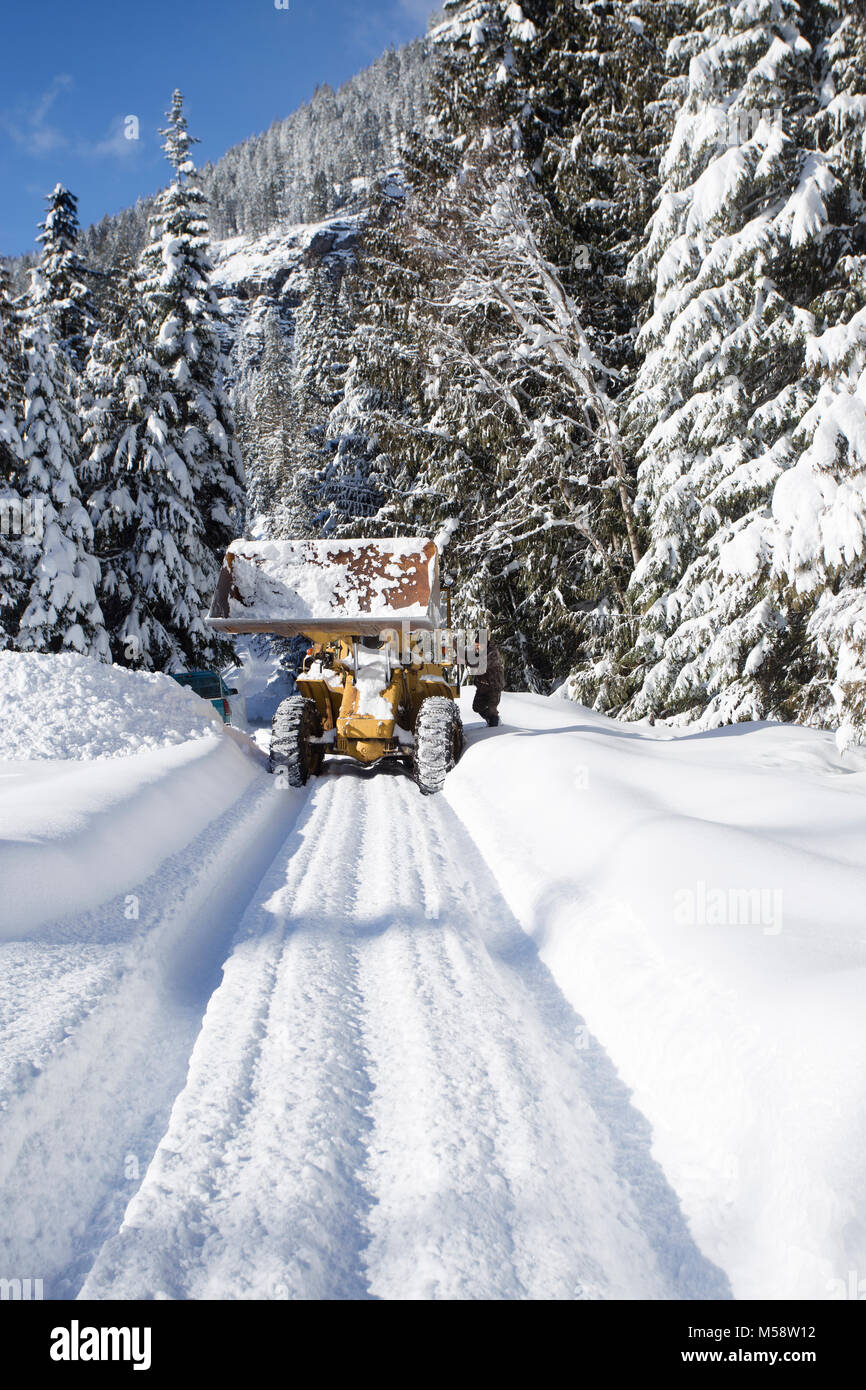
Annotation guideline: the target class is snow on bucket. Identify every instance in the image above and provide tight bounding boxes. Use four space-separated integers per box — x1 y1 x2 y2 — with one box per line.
207 537 441 638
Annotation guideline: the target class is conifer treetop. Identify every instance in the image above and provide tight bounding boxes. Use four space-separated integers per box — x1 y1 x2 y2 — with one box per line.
160 90 200 180
35 183 97 370
37 185 80 255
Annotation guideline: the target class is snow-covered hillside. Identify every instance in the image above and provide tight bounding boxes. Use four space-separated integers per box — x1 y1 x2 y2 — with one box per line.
2 658 864 1301
212 218 360 298
209 209 369 534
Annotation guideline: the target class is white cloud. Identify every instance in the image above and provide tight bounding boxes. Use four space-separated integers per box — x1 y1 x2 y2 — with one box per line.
1 80 144 166
1 74 74 157
82 115 145 161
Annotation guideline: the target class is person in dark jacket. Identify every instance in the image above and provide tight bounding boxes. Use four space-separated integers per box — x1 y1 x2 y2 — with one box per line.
471 637 504 727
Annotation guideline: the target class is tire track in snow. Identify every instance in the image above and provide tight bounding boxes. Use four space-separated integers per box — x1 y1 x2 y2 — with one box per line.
82 770 380 1300
355 773 721 1298
81 761 726 1300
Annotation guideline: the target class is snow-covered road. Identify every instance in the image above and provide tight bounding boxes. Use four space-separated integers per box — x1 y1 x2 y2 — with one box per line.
2 689 865 1301
79 763 723 1300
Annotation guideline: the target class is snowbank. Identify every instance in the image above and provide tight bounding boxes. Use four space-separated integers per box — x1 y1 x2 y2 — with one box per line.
0 653 223 760
448 693 866 1300
0 736 264 938
0 652 261 936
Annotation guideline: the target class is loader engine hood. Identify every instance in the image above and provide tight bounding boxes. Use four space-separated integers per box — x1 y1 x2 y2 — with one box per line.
206 537 441 640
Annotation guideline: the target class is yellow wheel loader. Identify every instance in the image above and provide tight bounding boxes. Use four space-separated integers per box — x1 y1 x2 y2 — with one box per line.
207 537 464 794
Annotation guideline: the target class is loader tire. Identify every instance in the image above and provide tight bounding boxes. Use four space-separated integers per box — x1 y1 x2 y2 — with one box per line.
269 695 322 786
412 696 463 796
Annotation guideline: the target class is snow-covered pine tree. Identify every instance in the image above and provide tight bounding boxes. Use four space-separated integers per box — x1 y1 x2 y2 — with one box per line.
78 258 137 511
318 7 555 678
88 87 249 673
518 0 688 706
428 0 542 149
537 0 685 282
319 1 690 691
330 145 598 687
314 343 386 535
296 260 378 535
37 185 98 371
0 263 28 646
307 15 578 683
620 0 837 726
314 178 429 542
16 268 108 657
430 0 682 304
771 0 866 745
234 304 295 529
88 261 224 670
139 91 245 569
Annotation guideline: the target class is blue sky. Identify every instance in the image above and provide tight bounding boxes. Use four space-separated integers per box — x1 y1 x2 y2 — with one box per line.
0 0 433 257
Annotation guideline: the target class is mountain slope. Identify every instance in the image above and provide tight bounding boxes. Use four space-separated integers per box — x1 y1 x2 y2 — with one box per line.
77 40 429 276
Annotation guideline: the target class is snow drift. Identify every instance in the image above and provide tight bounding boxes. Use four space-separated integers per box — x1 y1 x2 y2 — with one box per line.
0 653 259 936
445 694 866 1300
0 652 223 760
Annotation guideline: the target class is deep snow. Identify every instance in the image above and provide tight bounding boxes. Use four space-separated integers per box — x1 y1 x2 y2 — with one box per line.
1 661 865 1301
0 651 222 760
445 695 866 1300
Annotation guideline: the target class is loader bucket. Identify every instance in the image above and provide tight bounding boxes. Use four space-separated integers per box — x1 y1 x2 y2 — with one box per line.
206 537 441 641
